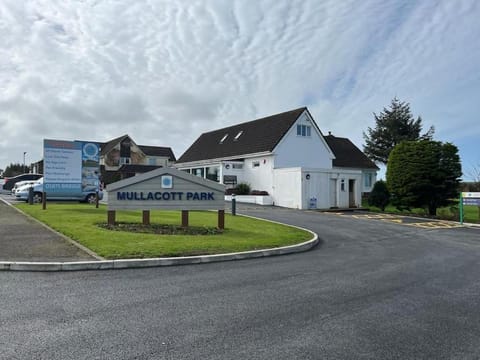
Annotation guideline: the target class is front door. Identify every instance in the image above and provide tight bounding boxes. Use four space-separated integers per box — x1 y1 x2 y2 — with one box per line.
330 179 337 208
348 179 356 207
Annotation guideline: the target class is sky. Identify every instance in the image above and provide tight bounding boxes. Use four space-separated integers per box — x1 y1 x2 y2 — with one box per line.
1 0 479 180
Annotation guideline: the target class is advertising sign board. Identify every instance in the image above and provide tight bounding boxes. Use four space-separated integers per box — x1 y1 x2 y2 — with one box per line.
43 139 100 196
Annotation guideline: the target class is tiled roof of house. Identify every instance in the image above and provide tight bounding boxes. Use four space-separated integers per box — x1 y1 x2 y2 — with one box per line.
177 107 307 163
100 134 130 155
100 134 175 161
138 145 176 161
324 135 379 170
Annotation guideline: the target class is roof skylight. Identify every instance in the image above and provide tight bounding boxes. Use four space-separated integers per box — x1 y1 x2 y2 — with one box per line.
234 131 243 141
219 134 229 144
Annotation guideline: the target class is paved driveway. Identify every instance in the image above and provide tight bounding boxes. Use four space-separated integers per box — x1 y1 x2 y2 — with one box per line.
1 204 480 359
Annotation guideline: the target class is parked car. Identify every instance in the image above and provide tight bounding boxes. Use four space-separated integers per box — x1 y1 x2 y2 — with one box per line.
2 173 43 191
15 178 103 204
11 180 39 195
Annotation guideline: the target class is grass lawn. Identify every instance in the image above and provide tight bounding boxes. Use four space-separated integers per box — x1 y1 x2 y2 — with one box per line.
16 203 312 259
363 201 480 223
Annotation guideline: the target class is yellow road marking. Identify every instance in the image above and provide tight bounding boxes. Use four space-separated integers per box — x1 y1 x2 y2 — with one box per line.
329 212 462 229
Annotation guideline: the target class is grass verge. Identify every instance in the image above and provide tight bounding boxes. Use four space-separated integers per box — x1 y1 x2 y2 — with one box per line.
16 203 312 259
363 201 480 223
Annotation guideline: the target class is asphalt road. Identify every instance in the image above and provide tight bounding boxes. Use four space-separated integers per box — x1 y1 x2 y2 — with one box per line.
2 204 480 359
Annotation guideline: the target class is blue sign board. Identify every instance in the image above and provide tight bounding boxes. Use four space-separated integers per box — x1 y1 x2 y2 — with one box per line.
463 198 480 206
43 139 100 196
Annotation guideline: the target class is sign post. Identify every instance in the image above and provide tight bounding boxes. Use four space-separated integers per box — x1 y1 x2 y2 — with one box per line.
460 193 464 225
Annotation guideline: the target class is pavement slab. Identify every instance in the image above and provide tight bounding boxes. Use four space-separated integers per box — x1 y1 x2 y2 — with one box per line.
0 197 97 262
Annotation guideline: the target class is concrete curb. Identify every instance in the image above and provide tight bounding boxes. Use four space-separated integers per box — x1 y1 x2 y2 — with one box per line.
0 232 318 272
0 201 319 271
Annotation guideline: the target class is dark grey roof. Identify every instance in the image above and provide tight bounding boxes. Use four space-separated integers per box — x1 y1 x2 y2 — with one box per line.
138 145 176 161
324 135 379 170
100 134 130 156
100 134 175 161
177 107 307 163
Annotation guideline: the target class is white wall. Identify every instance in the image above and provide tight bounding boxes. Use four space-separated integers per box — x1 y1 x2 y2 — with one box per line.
273 168 303 208
300 169 332 209
274 112 333 169
274 167 363 209
241 155 275 194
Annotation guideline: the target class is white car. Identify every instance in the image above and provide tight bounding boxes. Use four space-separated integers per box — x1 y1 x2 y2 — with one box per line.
11 180 38 195
15 178 103 204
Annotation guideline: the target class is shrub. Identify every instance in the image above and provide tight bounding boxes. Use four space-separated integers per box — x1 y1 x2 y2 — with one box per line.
235 182 251 195
368 180 390 211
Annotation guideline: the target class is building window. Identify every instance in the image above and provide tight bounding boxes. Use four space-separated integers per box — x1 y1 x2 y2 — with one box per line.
148 158 156 165
120 157 130 165
341 179 345 191
219 134 228 144
234 131 243 141
232 163 243 169
297 124 311 137
364 173 373 188
192 168 204 177
252 161 260 168
181 169 191 174
206 166 220 182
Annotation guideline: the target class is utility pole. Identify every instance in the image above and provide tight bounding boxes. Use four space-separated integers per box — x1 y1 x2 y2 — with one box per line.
23 151 27 173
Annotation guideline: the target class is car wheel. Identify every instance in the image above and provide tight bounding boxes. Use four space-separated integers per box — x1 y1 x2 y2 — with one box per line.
86 194 97 204
33 192 43 203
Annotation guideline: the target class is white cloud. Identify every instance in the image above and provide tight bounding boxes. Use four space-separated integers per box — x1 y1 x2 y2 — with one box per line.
0 0 479 171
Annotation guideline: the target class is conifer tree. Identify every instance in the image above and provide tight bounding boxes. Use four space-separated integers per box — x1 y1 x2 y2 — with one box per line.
363 98 434 165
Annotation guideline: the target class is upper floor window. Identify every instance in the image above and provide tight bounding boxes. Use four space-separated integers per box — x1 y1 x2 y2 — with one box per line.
148 158 156 165
297 124 311 137
234 131 243 141
252 161 260 168
219 134 228 144
120 157 130 165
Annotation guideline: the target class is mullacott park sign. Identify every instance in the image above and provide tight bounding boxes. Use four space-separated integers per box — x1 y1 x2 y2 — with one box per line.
106 167 226 228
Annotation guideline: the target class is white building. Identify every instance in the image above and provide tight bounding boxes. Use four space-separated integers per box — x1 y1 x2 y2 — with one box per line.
176 107 378 209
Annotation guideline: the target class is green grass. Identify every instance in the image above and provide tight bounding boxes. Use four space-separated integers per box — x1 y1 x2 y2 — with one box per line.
16 203 312 259
363 200 480 223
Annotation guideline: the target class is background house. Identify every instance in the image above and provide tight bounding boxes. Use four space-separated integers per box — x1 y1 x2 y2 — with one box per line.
175 107 378 209
31 135 176 186
100 134 176 184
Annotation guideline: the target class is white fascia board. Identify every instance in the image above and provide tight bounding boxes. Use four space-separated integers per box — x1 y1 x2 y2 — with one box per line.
175 151 273 168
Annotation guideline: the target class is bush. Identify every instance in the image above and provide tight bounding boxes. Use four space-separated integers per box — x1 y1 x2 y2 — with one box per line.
235 182 251 195
368 180 390 211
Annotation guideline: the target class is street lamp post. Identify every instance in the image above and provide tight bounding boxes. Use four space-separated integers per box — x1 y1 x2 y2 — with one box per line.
23 151 27 173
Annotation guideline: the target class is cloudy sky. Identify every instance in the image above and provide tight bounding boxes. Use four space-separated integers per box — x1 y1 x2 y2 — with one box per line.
1 0 479 179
